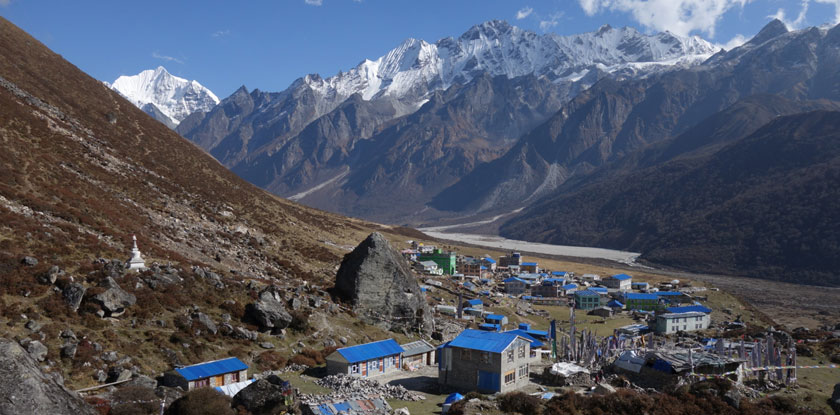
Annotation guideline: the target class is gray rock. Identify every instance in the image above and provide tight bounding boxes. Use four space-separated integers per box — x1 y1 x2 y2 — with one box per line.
37 265 64 285
830 383 840 415
394 408 410 415
288 297 302 311
334 232 433 334
60 343 77 359
259 342 275 349
61 283 86 312
25 320 42 332
191 312 218 335
26 340 48 362
323 338 337 348
724 388 742 409
107 366 132 383
91 277 136 317
233 326 258 341
126 375 157 390
21 256 38 266
94 370 107 383
0 339 96 414
245 287 293 331
231 375 291 414
339 336 348 345
60 330 77 341
101 351 119 362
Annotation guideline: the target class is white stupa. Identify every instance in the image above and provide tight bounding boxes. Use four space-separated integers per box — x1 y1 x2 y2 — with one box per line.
126 235 146 271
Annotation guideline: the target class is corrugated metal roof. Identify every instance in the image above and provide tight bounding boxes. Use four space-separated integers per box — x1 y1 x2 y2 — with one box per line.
466 299 483 305
610 273 632 280
175 357 247 381
447 329 521 353
552 271 568 276
590 287 608 293
521 262 538 266
562 283 578 289
656 291 683 296
666 305 712 314
482 257 496 263
478 323 501 331
575 289 599 297
336 339 403 363
632 282 649 286
401 340 435 357
503 277 526 283
485 314 506 321
503 329 544 348
607 299 624 307
625 293 658 300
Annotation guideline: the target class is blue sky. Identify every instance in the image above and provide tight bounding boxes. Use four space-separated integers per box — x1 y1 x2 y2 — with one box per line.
2 0 839 98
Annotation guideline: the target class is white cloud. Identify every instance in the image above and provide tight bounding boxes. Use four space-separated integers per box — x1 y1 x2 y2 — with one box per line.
770 0 809 28
718 33 747 49
152 52 184 65
211 29 231 38
814 0 840 23
516 7 534 20
305 0 323 5
539 12 564 31
577 0 751 38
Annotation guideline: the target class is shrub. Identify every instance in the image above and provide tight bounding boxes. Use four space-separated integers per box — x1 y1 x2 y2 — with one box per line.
164 387 234 415
289 354 317 367
254 351 287 372
288 310 310 333
110 385 159 415
498 391 542 415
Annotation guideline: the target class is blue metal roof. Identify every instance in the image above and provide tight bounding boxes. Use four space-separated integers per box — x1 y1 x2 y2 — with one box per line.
562 283 577 289
666 305 712 314
485 314 506 321
466 299 483 305
631 282 649 286
607 299 624 307
575 289 600 297
656 291 683 296
590 287 608 293
526 329 549 339
482 257 496 263
336 339 403 363
625 293 658 300
611 273 632 280
447 329 522 353
478 323 501 331
503 329 543 348
503 277 526 283
552 271 568 276
445 393 464 405
521 262 538 266
542 278 565 285
175 357 248 381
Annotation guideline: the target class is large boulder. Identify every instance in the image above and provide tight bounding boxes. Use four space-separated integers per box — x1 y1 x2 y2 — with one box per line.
245 287 293 332
62 282 86 312
334 232 433 334
830 383 840 415
0 338 97 414
231 375 291 415
91 277 136 317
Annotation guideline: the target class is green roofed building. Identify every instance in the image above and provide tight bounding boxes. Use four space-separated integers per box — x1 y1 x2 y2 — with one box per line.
418 249 456 275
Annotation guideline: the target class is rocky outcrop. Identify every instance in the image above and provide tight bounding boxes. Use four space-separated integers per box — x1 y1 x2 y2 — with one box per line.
245 287 293 332
231 375 291 415
91 277 136 317
0 338 97 415
830 383 840 415
334 233 433 334
62 283 86 312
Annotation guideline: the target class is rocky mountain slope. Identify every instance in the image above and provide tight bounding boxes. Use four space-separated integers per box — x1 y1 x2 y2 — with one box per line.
108 66 219 128
500 108 840 286
178 20 718 222
433 20 840 216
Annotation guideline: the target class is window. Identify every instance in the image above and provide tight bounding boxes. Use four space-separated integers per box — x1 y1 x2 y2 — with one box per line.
481 352 490 364
461 348 471 361
518 364 529 378
351 364 358 374
518 344 526 359
507 348 515 363
388 356 394 367
194 378 209 388
504 371 515 384
370 359 378 369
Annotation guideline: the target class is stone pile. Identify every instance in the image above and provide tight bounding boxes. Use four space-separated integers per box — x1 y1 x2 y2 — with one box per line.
314 374 425 401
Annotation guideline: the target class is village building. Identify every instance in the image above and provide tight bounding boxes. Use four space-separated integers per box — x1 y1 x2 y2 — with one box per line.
485 314 508 326
481 256 497 271
462 298 483 310
498 252 522 268
325 339 404 377
459 257 483 277
400 248 419 262
531 278 565 297
415 260 443 275
417 249 457 275
607 299 625 310
162 357 249 391
574 289 602 310
126 235 146 271
603 273 633 290
589 286 608 295
401 340 436 370
503 277 529 295
580 273 600 282
560 283 578 296
438 329 537 393
588 306 615 318
631 282 650 291
623 293 664 311
655 311 710 334
655 291 692 306
520 261 538 273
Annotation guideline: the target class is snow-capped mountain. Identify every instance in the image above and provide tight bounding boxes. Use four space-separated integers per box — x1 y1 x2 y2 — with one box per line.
301 20 718 105
108 66 219 128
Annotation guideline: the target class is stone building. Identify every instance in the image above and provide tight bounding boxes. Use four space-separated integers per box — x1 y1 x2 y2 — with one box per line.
325 339 404 378
162 357 248 391
438 329 537 394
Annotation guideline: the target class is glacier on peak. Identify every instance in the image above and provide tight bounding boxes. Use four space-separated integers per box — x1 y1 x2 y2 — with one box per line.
109 66 219 127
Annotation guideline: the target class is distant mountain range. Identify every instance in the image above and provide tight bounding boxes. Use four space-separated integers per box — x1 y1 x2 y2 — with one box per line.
175 20 719 223
107 66 219 128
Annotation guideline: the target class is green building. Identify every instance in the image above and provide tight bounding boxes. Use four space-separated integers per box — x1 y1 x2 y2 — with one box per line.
574 290 602 310
417 249 456 275
623 293 663 311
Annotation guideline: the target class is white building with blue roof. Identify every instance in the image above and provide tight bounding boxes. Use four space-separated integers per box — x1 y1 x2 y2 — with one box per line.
438 329 537 393
325 339 404 377
603 273 633 290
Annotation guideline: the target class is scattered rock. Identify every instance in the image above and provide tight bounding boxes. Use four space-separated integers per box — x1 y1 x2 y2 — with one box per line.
724 388 743 409
21 256 38 266
107 366 133 383
288 297 302 311
101 351 119 362
233 326 259 341
334 232 433 334
25 340 48 362
323 338 337 348
0 339 96 414
245 287 293 332
338 336 348 345
314 374 424 401
830 383 840 415
25 320 42 332
394 408 410 415
90 277 136 317
259 342 275 349
60 343 78 359
594 383 617 395
60 330 77 341
231 375 292 414
194 266 225 289
191 312 218 335
94 370 107 383
37 265 64 285
126 375 158 390
62 283 86 312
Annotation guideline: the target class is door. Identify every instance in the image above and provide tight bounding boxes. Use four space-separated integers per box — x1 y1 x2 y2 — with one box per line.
361 362 367 376
477 370 500 393
214 375 224 386
380 358 384 373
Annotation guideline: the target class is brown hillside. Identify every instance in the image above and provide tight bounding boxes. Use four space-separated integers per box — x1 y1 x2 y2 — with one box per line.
0 16 369 283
